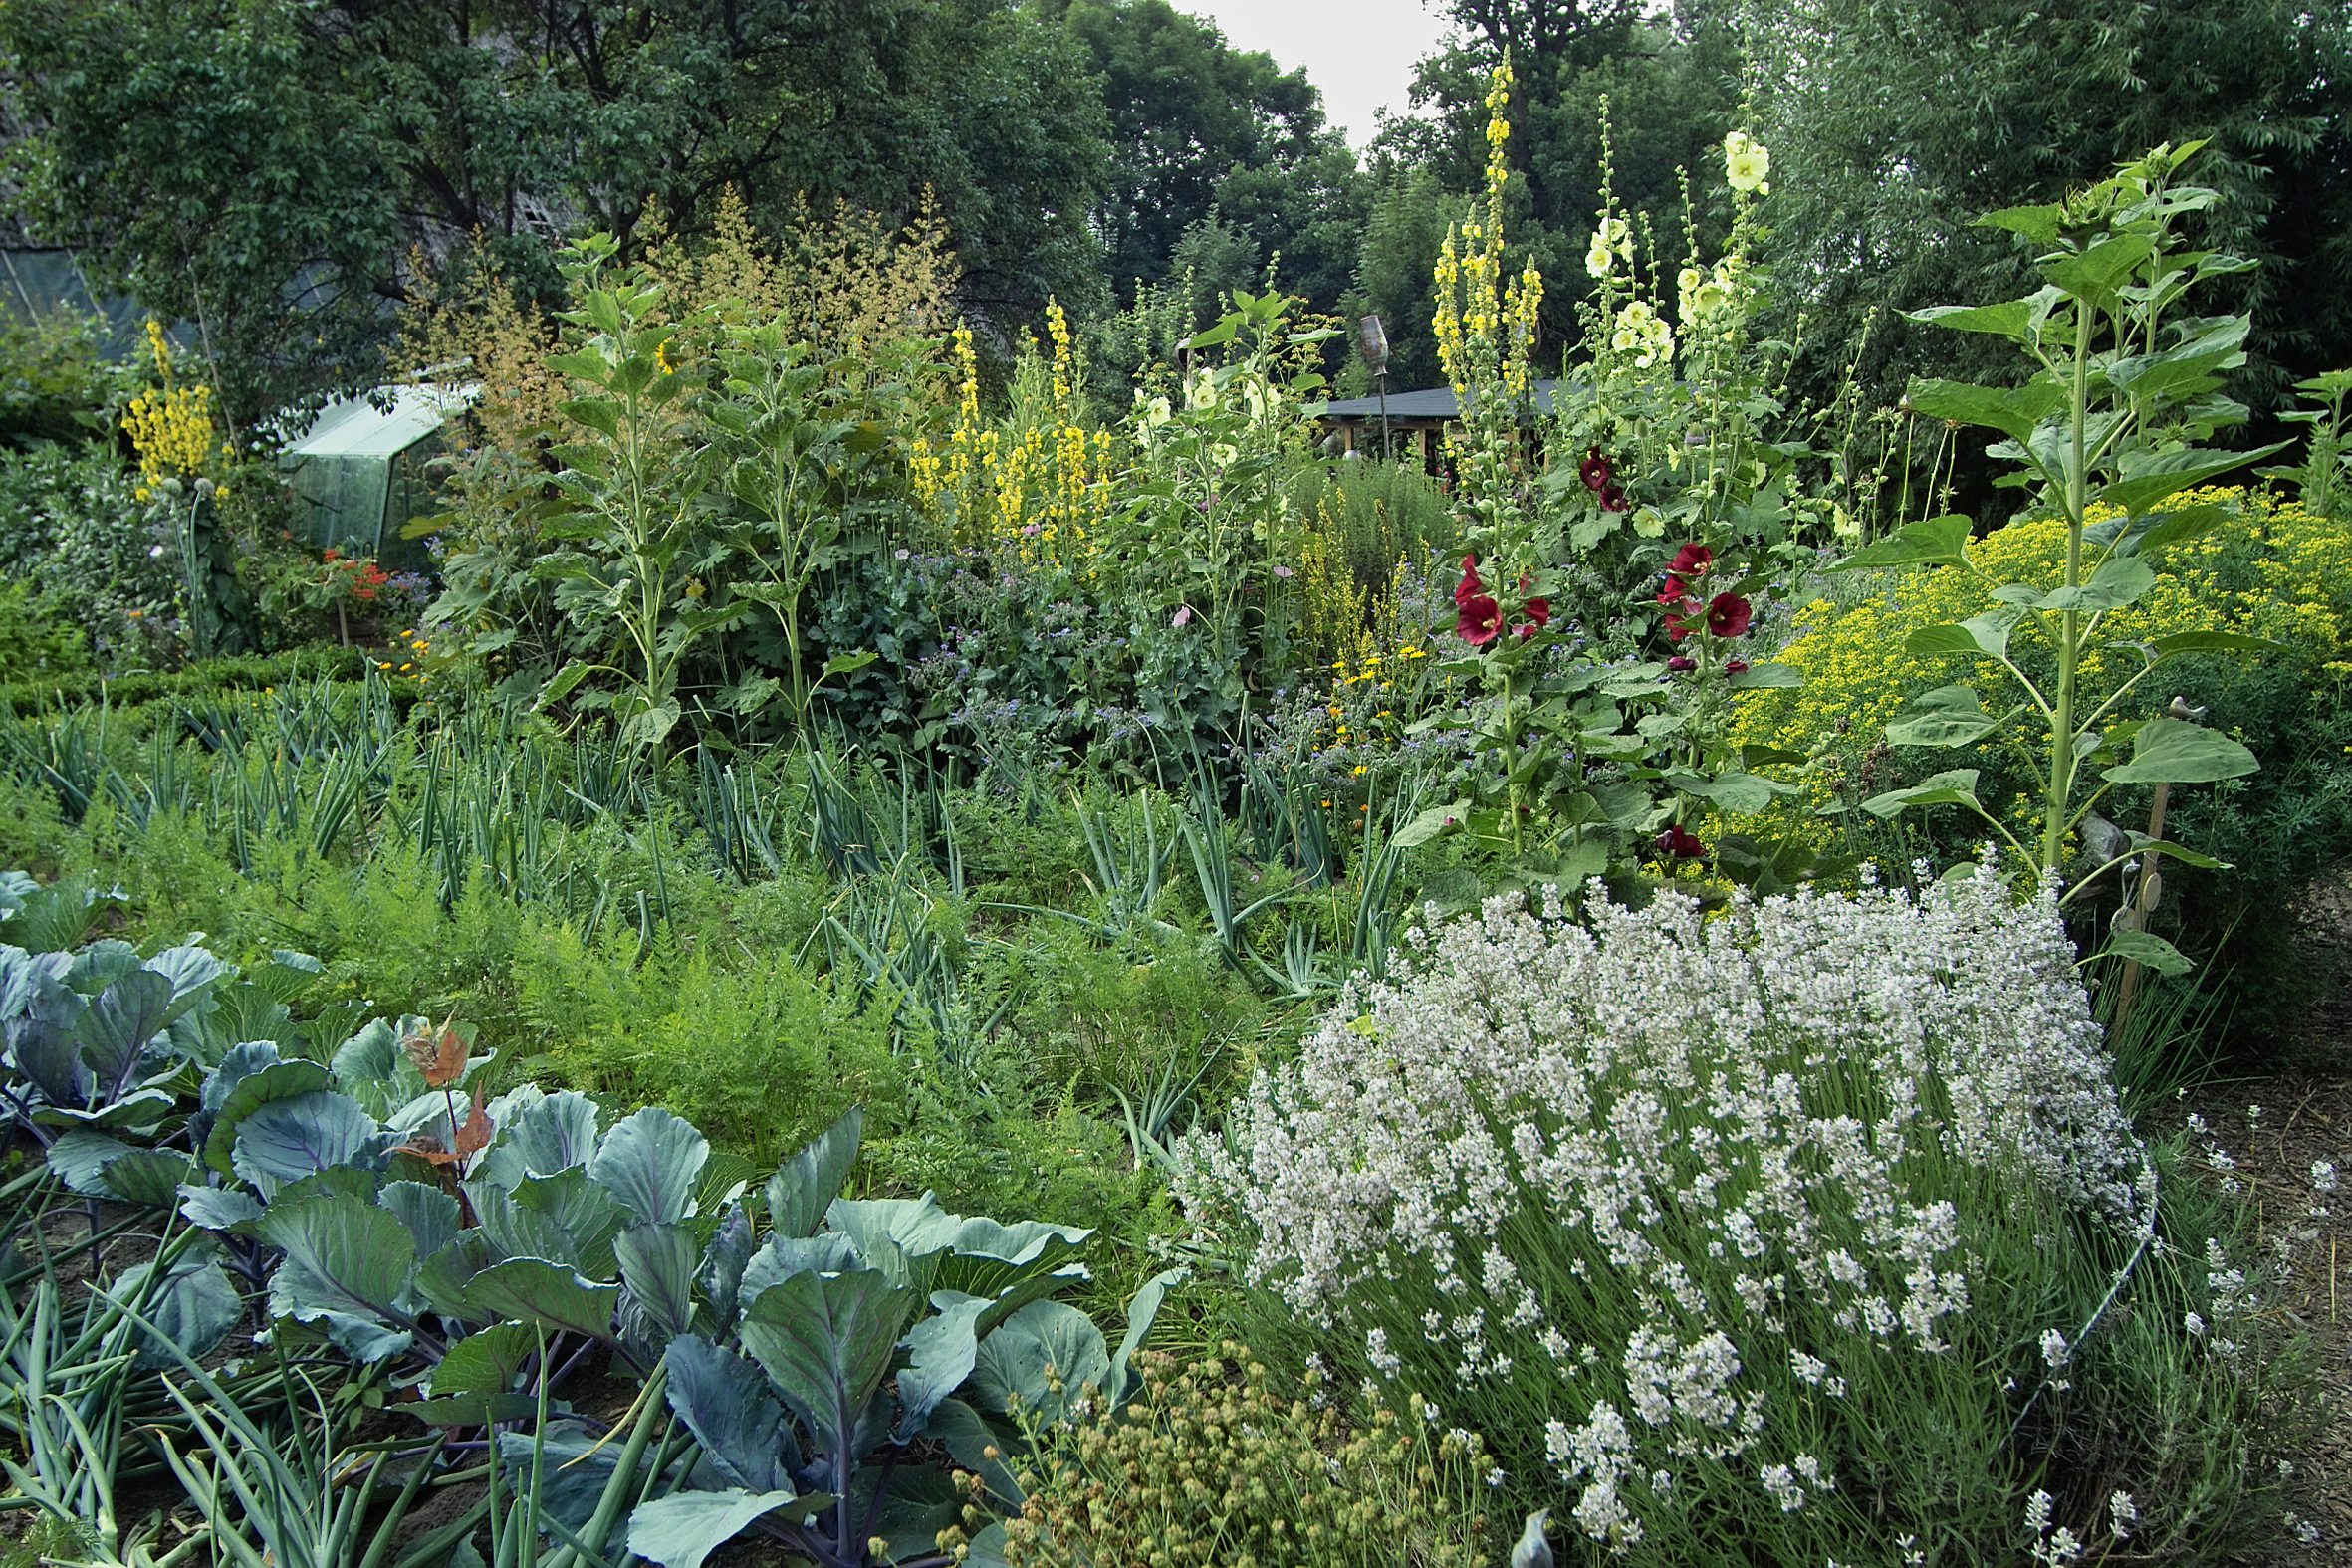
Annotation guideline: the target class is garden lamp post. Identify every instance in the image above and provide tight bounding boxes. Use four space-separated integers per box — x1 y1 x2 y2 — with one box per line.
1358 314 1391 460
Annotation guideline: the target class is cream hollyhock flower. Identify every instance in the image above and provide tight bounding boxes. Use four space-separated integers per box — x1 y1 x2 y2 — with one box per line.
1725 129 1771 193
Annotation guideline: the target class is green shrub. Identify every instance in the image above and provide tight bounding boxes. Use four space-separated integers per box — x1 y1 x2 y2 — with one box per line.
1738 488 2352 1033
0 578 91 681
0 309 130 451
0 443 179 668
1293 457 1457 595
0 646 368 714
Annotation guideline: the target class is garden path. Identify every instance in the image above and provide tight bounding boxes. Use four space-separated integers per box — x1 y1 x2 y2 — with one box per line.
2185 873 2352 1564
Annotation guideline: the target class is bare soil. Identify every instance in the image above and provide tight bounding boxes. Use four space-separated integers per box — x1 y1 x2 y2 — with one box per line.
2154 871 2352 1563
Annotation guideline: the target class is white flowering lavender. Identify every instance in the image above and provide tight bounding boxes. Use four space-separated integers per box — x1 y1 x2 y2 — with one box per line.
1179 868 2153 1558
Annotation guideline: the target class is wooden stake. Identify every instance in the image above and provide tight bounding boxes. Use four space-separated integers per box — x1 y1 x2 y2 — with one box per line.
2114 697 2203 1033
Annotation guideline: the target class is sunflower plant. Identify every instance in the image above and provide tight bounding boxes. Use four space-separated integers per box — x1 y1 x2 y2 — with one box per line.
1835 142 2280 973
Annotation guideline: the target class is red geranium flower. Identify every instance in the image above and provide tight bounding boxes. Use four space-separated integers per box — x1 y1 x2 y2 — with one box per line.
1705 592 1754 638
1458 592 1503 646
1657 825 1706 860
1580 448 1612 492
1668 543 1714 579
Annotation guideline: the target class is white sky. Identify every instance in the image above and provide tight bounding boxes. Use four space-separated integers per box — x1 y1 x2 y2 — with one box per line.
1172 0 1459 151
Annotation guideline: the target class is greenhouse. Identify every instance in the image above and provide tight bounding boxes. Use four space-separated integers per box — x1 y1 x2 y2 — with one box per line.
280 385 469 567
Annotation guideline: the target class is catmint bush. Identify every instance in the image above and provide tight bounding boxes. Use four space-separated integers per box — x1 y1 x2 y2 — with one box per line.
1177 867 2283 1564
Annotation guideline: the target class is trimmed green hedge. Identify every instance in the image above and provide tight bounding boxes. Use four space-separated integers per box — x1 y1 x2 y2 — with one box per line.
0 645 368 715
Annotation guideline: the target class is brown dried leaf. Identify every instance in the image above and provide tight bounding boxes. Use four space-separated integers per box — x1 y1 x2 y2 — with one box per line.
450 1088 493 1161
403 1014 468 1089
392 1088 492 1169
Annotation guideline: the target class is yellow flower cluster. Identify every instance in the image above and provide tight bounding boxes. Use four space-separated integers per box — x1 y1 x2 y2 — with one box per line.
373 626 438 687
123 320 229 503
1734 488 2348 840
912 307 1113 566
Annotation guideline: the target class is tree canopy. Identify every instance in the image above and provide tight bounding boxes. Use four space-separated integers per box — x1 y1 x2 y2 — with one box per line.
4 0 2349 434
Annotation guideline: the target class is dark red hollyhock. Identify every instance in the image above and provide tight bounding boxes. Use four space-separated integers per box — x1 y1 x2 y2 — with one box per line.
1600 485 1630 513
1455 555 1484 607
1705 592 1754 638
1669 543 1714 579
1580 448 1612 492
1657 581 1692 607
1663 600 1700 642
1517 572 1551 629
1724 660 1750 675
1458 593 1504 646
1666 655 1696 672
1658 824 1706 860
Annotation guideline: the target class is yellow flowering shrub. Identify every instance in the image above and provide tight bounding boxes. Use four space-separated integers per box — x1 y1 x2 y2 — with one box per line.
1736 487 2352 846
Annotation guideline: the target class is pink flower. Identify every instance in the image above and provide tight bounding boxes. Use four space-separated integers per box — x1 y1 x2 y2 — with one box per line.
1172 605 1193 628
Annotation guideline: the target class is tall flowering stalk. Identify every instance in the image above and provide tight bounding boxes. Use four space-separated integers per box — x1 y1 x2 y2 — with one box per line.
1833 144 2271 960
912 306 1114 566
123 320 230 502
1433 59 1544 570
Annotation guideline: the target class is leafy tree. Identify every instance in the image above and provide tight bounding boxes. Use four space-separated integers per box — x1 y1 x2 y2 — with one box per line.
1750 0 2352 513
1048 0 1364 315
1353 1 1744 391
1 0 1111 424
